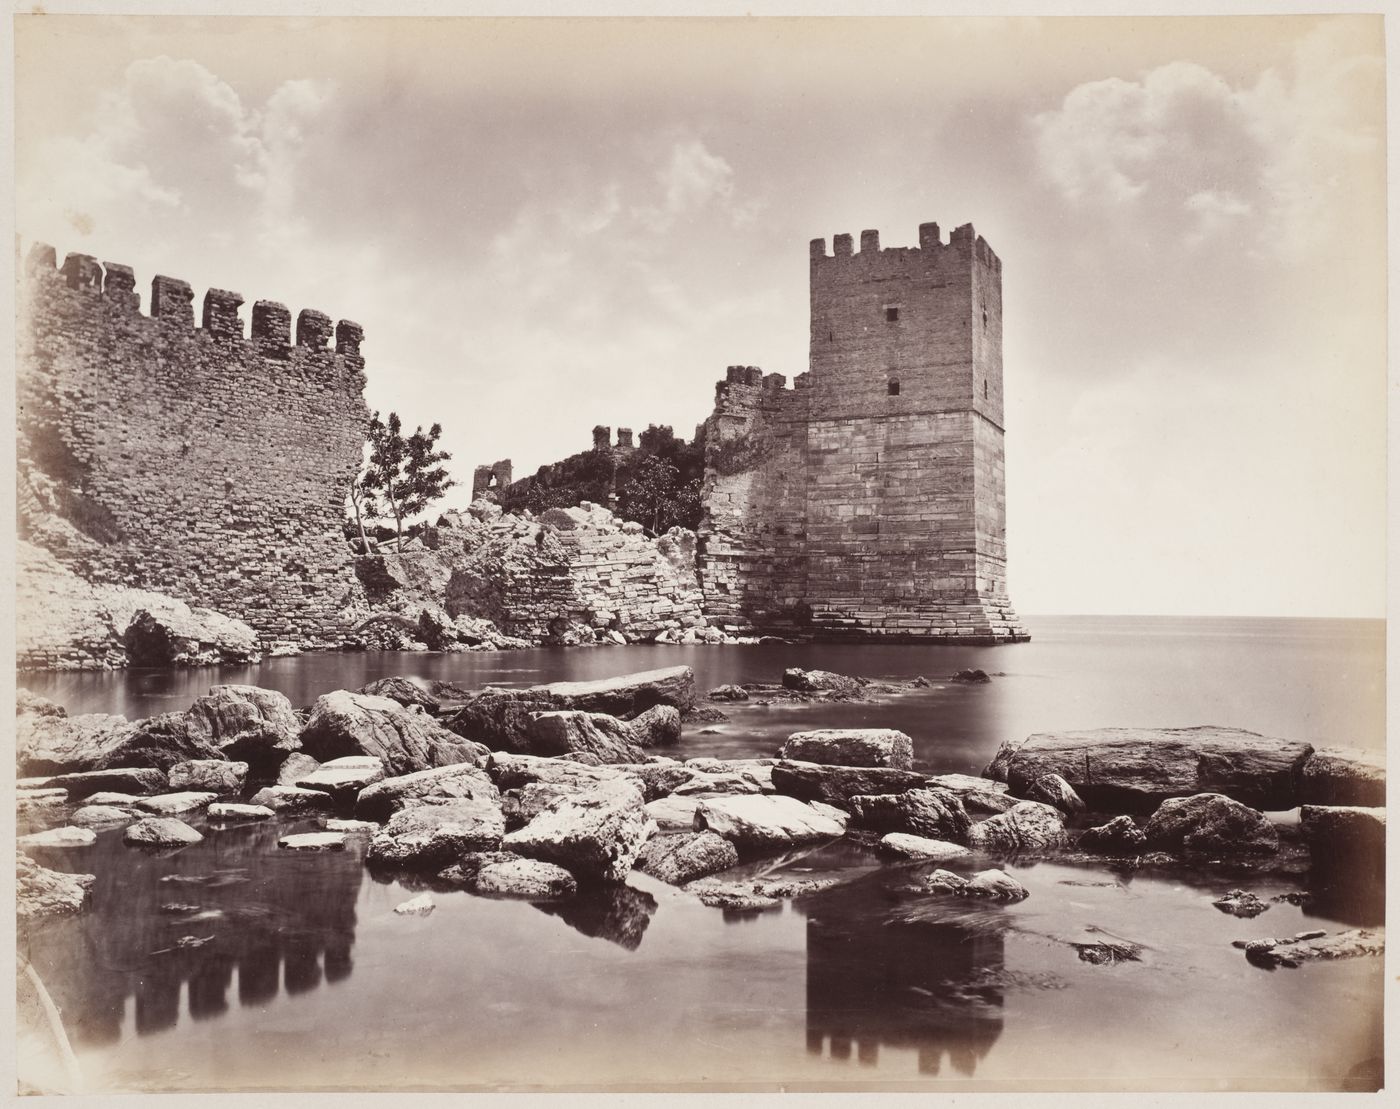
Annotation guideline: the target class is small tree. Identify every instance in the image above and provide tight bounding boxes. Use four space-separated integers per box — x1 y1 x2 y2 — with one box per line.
358 411 457 552
347 456 382 555
618 453 688 535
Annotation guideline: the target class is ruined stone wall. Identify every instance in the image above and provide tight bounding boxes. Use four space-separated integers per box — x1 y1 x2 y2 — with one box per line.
18 243 371 650
698 222 1028 643
698 366 811 632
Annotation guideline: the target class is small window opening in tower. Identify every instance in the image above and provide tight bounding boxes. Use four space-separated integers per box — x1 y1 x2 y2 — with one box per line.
488 473 498 488
828 330 834 342
982 308 988 328
984 380 989 399
888 380 901 396
885 306 899 322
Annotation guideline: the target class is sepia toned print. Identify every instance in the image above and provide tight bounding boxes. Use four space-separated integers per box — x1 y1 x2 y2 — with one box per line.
12 13 1385 1094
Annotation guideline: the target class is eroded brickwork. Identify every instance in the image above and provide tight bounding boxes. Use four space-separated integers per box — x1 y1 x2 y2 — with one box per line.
18 243 371 650
698 222 1028 643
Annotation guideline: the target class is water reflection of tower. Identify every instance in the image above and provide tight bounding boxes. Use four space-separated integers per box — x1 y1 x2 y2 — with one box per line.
21 819 365 1046
802 872 1006 1076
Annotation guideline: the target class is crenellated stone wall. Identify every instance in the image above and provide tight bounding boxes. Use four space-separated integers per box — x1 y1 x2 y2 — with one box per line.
17 242 371 653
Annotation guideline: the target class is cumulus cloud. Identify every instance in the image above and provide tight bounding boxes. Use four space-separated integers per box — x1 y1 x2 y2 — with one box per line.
635 137 754 231
1031 24 1383 255
18 55 335 257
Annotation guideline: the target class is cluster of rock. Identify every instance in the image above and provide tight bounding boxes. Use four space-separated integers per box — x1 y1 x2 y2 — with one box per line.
14 664 1386 975
17 541 264 671
352 498 722 650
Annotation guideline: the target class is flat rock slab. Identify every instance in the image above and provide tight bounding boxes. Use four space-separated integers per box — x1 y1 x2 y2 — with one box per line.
124 817 203 847
84 791 147 807
878 833 973 861
471 858 577 900
369 797 506 869
135 792 218 816
16 788 68 801
17 853 94 919
644 795 703 832
207 803 275 821
296 757 387 798
394 893 436 915
18 826 97 849
42 768 168 799
1299 748 1386 806
770 761 928 810
356 762 500 822
279 832 347 851
1237 928 1384 968
325 818 379 833
779 729 914 770
984 726 1314 813
693 794 847 849
247 786 337 814
530 665 697 716
70 804 141 828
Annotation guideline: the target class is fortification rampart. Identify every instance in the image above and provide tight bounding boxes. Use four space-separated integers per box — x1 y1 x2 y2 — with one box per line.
698 222 1028 643
18 242 371 650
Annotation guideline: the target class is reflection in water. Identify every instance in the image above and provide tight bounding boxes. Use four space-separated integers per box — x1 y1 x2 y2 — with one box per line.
535 884 658 951
802 868 1008 1076
18 820 364 1047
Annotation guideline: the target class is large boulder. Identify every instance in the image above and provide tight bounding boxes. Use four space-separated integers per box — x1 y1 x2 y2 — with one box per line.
1298 805 1385 880
923 774 1017 814
629 704 682 748
122 606 261 667
1021 773 1086 816
915 868 1029 902
357 676 442 715
16 852 94 919
644 795 704 832
168 759 248 794
43 767 167 799
1143 793 1279 855
778 729 914 770
781 668 861 695
185 685 302 768
614 763 697 802
967 801 1070 853
769 760 928 810
984 727 1314 813
70 804 141 828
1077 815 1147 855
848 788 971 842
355 763 501 822
502 778 651 882
91 714 224 773
692 794 847 850
17 712 131 776
635 831 738 885
367 798 506 868
300 691 485 775
18 827 97 849
1299 748 1386 807
521 711 648 764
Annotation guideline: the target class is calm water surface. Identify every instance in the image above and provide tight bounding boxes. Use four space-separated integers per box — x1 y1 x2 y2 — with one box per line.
17 616 1387 1092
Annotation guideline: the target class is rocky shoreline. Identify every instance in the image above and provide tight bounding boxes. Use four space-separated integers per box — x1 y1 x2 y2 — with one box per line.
17 664 1386 977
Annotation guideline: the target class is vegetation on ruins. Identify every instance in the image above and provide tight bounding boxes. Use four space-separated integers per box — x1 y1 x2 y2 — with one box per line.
499 423 706 534
352 411 456 552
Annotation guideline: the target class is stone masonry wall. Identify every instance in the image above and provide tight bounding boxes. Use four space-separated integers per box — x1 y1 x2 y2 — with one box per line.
698 222 1028 643
17 243 371 651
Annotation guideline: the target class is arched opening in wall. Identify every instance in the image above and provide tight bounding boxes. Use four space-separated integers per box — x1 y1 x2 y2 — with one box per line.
888 380 901 396
488 473 499 489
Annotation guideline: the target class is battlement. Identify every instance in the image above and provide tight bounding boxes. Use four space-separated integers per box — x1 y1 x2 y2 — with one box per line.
23 241 366 362
808 220 1001 273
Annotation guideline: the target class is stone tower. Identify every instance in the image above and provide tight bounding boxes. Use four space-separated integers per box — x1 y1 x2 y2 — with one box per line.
699 221 1028 642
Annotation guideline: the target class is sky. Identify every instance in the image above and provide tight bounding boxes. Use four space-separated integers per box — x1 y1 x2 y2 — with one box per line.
12 14 1388 618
